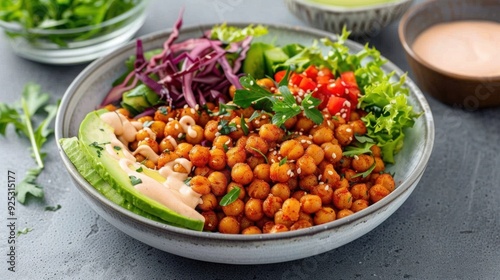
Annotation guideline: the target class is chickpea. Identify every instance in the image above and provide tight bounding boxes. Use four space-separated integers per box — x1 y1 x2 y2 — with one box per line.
352 154 375 173
262 221 276 234
239 216 255 230
296 155 316 176
375 173 395 192
179 106 200 123
227 182 246 200
135 129 152 142
245 135 269 158
270 162 294 183
333 177 349 190
263 194 283 218
244 198 264 221
164 120 184 139
343 168 362 184
250 114 271 129
235 135 248 149
279 140 304 160
283 116 298 130
150 121 166 139
351 183 370 201
350 119 367 135
157 150 179 169
331 115 346 128
269 224 289 233
154 106 177 122
281 198 301 222
103 104 117 112
293 135 312 150
370 145 382 158
247 179 270 199
312 126 334 145
116 107 130 118
313 207 336 225
185 125 204 145
291 190 307 201
322 143 343 164
273 210 294 228
300 194 323 214
256 77 275 90
229 84 237 99
207 171 227 196
267 150 281 165
194 166 212 177
173 162 189 173
271 183 291 201
198 193 218 211
190 175 211 195
212 135 233 151
231 163 253 185
350 199 369 212
310 184 333 205
208 148 227 171
322 164 340 185
222 198 245 216
337 209 354 219
335 124 354 146
290 220 313 231
229 116 252 139
369 184 390 203
259 124 281 142
305 144 325 165
201 210 218 231
224 147 245 168
188 145 210 167
253 163 271 182
287 176 299 191
175 143 193 159
295 116 315 133
373 157 385 173
242 226 262 235
298 174 318 192
138 138 159 154
158 137 176 153
337 156 352 169
218 216 240 234
203 120 219 142
135 154 146 163
332 187 353 210
142 159 155 169
298 211 314 224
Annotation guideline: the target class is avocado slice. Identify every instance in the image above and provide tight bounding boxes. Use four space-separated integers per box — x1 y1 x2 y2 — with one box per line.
73 111 204 231
242 42 274 79
60 137 167 222
121 84 160 116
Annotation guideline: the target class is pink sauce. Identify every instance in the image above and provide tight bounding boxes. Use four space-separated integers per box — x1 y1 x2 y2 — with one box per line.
412 21 500 77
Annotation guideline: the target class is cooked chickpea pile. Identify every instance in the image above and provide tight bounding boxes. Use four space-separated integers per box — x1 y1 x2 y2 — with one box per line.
105 79 396 234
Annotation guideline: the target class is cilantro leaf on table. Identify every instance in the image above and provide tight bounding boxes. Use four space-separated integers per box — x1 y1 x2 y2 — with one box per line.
0 83 58 204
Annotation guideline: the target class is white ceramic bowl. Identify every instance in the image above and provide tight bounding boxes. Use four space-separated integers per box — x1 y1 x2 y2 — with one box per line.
0 0 149 65
284 0 413 37
55 23 434 264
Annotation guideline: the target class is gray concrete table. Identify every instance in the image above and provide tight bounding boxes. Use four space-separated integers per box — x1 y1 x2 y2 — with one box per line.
1 0 499 279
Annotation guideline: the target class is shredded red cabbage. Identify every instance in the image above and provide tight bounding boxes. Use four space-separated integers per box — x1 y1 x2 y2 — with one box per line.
101 9 252 110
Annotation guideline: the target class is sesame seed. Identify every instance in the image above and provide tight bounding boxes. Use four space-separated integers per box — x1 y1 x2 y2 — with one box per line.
190 108 196 114
215 132 221 137
168 118 174 122
354 155 360 160
297 168 302 174
217 125 222 130
319 182 325 185
307 100 313 104
237 124 241 128
195 104 200 110
345 88 349 94
341 113 347 119
318 175 322 180
308 105 315 109
332 153 337 159
225 139 231 145
328 170 334 175
308 135 313 139
325 185 330 191
262 115 267 119
346 128 352 133
301 139 306 143
178 133 183 138
255 120 260 125
183 104 188 109
175 124 179 130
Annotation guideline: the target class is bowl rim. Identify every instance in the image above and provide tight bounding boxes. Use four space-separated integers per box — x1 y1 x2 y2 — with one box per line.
0 0 149 35
398 0 500 81
55 22 434 242
287 0 413 12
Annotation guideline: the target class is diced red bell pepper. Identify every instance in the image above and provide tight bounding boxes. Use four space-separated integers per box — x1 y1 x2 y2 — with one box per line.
318 67 334 80
312 90 329 110
290 73 304 86
298 76 317 92
274 70 287 83
303 65 319 80
327 95 351 120
340 71 358 87
325 78 345 96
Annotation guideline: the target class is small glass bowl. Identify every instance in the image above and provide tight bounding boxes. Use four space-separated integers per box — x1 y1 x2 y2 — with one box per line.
0 0 149 65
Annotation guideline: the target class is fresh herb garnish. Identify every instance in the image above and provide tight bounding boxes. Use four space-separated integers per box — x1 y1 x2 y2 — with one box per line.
218 119 237 135
0 83 58 204
250 147 268 164
184 177 192 185
279 157 288 166
352 161 377 179
222 143 229 152
240 114 249 136
136 166 143 173
89 142 109 158
129 176 142 186
44 204 62 212
113 146 122 151
220 187 241 206
17 227 33 237
216 103 239 117
343 142 374 157
234 74 323 127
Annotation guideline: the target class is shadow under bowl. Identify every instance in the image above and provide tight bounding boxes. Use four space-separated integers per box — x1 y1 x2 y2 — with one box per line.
398 0 500 108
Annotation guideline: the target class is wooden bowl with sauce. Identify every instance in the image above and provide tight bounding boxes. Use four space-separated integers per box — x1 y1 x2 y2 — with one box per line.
398 0 500 108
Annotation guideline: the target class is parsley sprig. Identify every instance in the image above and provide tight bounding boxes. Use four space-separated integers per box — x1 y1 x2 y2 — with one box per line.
234 75 323 127
0 83 58 204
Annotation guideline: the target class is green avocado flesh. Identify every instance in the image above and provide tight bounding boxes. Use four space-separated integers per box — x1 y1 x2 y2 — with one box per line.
60 111 204 231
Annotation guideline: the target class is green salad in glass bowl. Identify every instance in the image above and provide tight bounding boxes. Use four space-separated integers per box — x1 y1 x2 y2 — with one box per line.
0 0 149 65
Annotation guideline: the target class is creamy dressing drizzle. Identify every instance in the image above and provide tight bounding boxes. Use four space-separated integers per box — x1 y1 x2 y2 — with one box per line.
99 112 204 222
133 145 159 163
179 116 197 138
